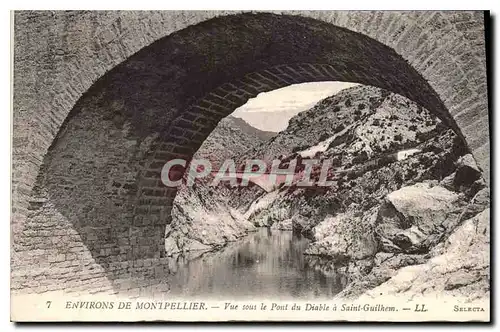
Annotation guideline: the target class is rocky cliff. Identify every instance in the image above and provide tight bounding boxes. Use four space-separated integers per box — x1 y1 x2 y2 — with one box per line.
166 116 276 255
243 85 466 227
238 85 489 300
167 84 489 302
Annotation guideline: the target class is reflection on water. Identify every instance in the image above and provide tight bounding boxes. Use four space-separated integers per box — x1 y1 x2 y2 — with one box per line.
167 228 345 299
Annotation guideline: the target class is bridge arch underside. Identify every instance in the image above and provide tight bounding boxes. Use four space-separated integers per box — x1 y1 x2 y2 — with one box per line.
14 13 484 293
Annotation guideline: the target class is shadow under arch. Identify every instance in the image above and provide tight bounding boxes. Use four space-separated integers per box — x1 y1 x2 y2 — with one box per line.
20 12 471 293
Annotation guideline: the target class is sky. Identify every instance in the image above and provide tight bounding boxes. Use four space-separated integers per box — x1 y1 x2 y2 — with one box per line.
231 81 359 132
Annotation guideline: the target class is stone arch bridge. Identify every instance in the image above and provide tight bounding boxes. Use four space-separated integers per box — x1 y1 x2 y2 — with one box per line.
12 11 489 294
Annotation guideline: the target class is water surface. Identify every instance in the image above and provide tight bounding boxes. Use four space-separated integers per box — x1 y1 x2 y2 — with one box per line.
167 228 345 299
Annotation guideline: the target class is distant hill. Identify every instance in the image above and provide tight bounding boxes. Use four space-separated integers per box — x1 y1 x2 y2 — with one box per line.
242 85 442 163
228 116 277 141
194 115 277 166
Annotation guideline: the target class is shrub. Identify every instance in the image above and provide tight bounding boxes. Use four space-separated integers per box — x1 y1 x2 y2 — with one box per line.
435 121 447 132
319 133 330 141
352 151 369 164
331 157 342 167
394 134 403 141
419 155 435 169
409 125 417 131
394 171 403 186
333 124 345 133
292 145 309 153
345 98 352 107
389 141 399 150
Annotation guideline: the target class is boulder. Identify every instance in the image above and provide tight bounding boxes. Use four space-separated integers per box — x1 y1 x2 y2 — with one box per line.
387 182 460 224
439 154 485 196
305 209 378 261
392 226 427 250
360 209 490 301
460 187 490 222
271 218 293 231
336 253 427 299
375 183 467 253
167 184 255 254
291 214 316 237
453 153 482 190
164 233 180 255
439 172 456 191
251 205 290 228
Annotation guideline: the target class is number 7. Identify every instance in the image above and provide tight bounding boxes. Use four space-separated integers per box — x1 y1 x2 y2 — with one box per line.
46 301 52 309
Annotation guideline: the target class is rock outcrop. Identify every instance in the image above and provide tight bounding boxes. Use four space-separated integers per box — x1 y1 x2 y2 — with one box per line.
166 84 489 302
166 184 255 254
360 208 490 302
234 85 488 301
304 210 378 261
376 182 467 254
166 116 276 255
242 85 470 238
336 185 489 300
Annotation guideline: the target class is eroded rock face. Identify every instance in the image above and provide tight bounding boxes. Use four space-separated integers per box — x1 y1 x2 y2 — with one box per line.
229 85 488 301
166 84 489 302
454 154 482 189
334 186 489 300
361 209 490 301
305 209 378 261
375 183 468 254
440 153 485 197
241 85 469 239
165 116 275 255
270 218 293 231
337 253 429 299
166 184 256 255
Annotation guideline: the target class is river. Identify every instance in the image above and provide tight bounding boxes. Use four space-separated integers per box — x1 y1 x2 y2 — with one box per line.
166 228 346 299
